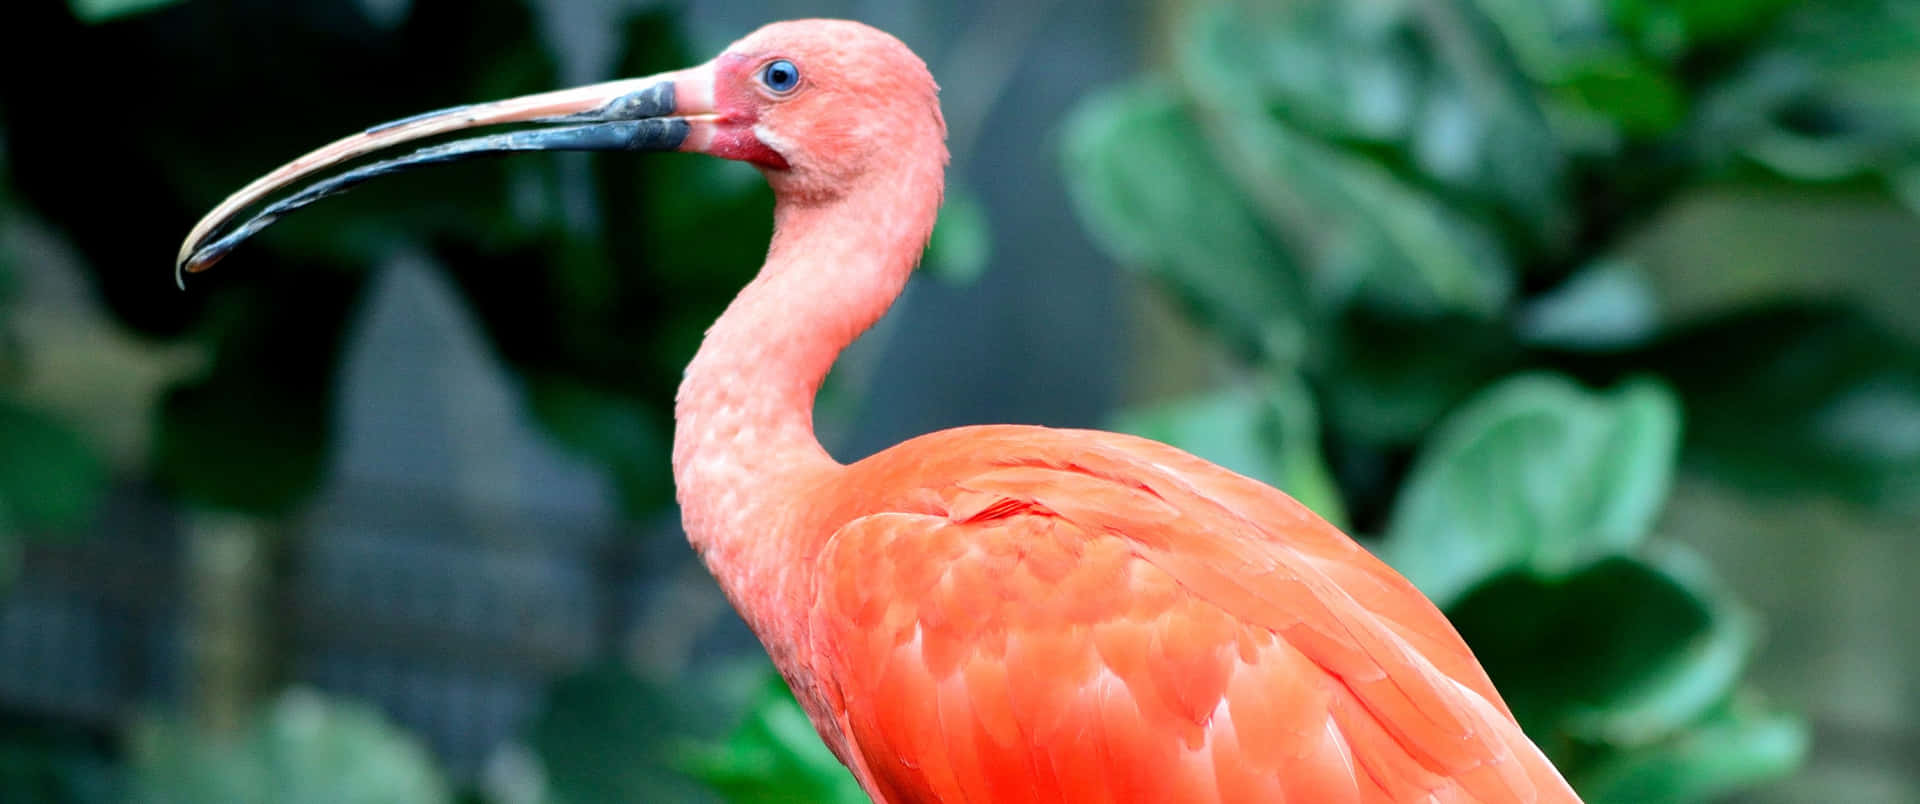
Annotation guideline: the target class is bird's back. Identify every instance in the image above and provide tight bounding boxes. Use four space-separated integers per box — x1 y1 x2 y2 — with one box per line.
796 425 1580 803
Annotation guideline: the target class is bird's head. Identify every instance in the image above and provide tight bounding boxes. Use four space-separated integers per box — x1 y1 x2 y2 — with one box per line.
174 18 946 283
710 20 947 203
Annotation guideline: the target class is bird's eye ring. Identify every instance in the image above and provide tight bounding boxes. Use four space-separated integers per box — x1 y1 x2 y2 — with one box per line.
760 59 800 93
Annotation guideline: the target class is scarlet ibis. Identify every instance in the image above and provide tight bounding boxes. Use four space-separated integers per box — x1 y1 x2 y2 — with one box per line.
178 19 1581 803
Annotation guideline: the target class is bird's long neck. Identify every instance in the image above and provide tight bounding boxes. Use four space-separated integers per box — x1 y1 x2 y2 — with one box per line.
672 160 942 633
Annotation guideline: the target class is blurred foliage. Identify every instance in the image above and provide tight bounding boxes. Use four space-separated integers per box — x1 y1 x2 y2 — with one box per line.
63 0 182 24
129 688 449 804
1064 0 1920 799
0 0 1911 801
0 717 121 803
525 664 712 803
677 674 865 804
1383 374 1680 606
1 1 776 802
2 0 770 519
0 134 110 589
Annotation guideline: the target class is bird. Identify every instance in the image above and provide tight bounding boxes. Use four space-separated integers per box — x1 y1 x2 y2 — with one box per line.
177 18 1581 804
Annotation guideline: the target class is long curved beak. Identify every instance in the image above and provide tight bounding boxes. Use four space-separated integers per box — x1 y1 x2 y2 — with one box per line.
175 63 718 287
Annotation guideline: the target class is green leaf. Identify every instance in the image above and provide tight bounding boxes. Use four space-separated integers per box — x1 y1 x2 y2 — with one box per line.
1670 0 1801 40
1384 374 1682 605
1062 81 1309 360
1112 375 1348 530
1577 696 1808 804
678 673 865 804
65 0 183 24
1517 259 1661 350
130 688 449 804
0 396 105 531
1474 0 1621 82
1555 53 1686 136
1445 554 1733 743
1558 544 1757 745
1321 313 1522 446
1176 8 1518 319
1181 1 1419 143
1617 307 1920 507
923 186 992 286
528 664 709 804
1416 0 1567 223
1725 0 1920 182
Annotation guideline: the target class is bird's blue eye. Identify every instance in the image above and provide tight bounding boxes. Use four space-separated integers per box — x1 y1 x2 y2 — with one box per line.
761 59 800 93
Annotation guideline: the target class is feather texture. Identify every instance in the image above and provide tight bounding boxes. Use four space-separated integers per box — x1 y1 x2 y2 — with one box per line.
796 426 1578 803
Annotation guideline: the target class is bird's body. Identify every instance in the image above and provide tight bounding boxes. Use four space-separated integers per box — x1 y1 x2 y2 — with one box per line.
178 18 1581 803
702 424 1577 802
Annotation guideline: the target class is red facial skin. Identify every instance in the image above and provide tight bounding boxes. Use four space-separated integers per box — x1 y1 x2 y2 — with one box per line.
705 52 792 170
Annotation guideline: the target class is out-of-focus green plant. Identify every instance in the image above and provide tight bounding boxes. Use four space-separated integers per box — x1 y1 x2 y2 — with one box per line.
64 0 182 24
6 0 773 520
1 4 778 802
677 674 865 804
0 136 108 590
1060 0 1920 799
129 688 449 804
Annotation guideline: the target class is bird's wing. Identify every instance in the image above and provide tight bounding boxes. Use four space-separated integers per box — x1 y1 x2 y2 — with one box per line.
807 435 1576 803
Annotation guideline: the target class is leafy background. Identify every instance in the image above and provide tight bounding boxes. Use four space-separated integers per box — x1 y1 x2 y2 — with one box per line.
1 0 1916 802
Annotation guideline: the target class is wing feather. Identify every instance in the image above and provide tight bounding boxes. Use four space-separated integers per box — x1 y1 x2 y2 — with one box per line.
804 427 1576 803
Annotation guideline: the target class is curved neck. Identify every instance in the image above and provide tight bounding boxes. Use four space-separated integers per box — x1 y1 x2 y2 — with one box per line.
672 164 942 570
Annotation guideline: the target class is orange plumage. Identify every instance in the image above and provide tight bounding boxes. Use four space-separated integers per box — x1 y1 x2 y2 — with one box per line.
789 426 1577 802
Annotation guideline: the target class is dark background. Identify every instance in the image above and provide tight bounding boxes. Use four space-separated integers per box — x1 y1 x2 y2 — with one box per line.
0 0 1915 801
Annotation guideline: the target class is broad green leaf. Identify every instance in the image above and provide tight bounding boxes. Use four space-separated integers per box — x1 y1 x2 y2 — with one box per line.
1062 82 1308 359
1668 0 1801 40
1445 555 1733 743
1320 313 1522 446
1559 544 1758 745
1113 375 1349 529
1517 259 1661 350
1172 0 1563 224
1181 1 1420 142
924 186 992 286
0 395 105 530
678 673 865 804
1577 696 1808 803
66 0 182 24
1554 53 1686 135
1417 0 1566 222
1384 374 1681 604
1177 7 1518 319
130 688 449 804
1728 0 1920 182
1473 0 1618 82
1616 307 1920 508
1610 0 1801 48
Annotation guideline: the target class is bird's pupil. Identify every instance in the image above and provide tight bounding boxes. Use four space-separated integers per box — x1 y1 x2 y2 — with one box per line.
764 60 798 91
